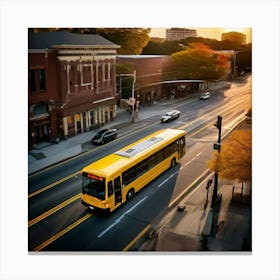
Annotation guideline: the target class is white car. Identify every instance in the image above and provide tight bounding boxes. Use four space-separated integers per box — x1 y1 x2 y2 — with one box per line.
199 92 210 100
161 110 180 123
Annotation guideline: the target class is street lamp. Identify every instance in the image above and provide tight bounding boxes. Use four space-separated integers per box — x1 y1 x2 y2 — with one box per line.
119 70 136 123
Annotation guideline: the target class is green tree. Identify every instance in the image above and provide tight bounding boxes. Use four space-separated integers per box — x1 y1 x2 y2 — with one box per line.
94 28 150 54
116 62 134 99
236 47 252 72
142 39 184 55
220 39 243 51
118 77 134 99
164 43 229 81
116 62 133 74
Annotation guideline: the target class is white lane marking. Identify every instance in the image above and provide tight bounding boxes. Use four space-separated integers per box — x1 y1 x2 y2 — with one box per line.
159 153 202 188
158 170 178 188
98 222 117 238
98 152 203 237
158 178 169 188
183 152 202 167
169 171 178 179
124 196 147 215
97 196 147 238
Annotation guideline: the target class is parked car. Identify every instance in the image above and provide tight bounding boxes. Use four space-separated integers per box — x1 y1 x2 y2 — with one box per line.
161 110 180 123
91 128 118 145
199 92 210 100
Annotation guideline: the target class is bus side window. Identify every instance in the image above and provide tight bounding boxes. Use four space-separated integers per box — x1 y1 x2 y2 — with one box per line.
108 181 113 197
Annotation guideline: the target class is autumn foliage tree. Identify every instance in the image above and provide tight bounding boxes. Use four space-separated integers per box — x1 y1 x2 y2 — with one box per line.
163 43 229 81
208 129 252 183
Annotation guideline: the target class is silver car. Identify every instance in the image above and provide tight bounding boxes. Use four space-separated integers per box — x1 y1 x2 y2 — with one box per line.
161 110 180 123
199 92 210 100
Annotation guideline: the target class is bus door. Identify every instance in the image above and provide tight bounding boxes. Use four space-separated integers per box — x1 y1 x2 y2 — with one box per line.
177 137 186 158
114 176 122 205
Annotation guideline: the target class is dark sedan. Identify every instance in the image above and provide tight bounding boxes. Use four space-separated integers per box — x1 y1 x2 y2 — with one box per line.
91 128 118 145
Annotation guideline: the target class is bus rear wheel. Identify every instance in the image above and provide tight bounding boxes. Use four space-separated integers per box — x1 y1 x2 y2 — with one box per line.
126 189 134 201
171 158 176 167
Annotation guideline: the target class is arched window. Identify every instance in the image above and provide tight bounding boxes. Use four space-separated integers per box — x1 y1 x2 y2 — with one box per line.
32 102 49 116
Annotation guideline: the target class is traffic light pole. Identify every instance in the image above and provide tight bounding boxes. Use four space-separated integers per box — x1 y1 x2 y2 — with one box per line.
211 115 222 208
131 70 136 123
119 70 136 123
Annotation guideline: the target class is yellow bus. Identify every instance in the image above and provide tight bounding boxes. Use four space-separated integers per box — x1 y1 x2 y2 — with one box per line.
81 128 186 213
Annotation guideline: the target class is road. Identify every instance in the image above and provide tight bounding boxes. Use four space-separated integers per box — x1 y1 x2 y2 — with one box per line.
28 76 252 251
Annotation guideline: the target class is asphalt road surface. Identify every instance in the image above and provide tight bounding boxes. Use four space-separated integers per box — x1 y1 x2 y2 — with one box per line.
28 76 252 251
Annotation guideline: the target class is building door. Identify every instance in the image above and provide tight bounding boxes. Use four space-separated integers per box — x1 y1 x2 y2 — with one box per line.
35 122 50 143
75 114 81 133
82 112 87 132
114 176 122 205
177 136 186 158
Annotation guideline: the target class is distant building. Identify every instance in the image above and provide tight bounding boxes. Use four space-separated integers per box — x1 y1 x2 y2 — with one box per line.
117 55 204 106
166 28 197 41
28 30 119 148
221 31 246 44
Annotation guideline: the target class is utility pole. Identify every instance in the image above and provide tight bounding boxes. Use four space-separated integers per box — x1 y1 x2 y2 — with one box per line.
211 115 222 208
119 70 136 123
131 70 136 123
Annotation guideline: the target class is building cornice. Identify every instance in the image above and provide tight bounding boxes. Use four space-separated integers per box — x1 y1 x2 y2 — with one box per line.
52 44 120 49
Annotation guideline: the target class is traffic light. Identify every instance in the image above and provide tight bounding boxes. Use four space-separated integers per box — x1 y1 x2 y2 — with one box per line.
206 179 213 190
213 115 222 130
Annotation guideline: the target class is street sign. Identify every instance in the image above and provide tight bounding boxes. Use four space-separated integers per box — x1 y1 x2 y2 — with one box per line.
213 143 221 151
127 97 136 106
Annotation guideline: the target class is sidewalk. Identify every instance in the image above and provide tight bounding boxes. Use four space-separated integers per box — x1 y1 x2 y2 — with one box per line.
28 93 196 175
139 183 252 251
28 79 231 175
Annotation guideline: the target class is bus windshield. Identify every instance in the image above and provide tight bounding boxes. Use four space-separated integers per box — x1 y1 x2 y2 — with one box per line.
82 175 105 200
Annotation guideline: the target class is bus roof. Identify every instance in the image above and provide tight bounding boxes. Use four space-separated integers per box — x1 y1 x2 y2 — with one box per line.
115 135 164 158
81 129 185 177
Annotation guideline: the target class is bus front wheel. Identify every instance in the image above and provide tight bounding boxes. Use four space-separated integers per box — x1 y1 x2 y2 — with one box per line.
126 189 134 201
171 158 176 167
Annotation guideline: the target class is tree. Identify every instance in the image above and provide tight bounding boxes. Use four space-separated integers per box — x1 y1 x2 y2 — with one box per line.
116 62 133 74
116 62 134 99
142 39 184 55
93 28 151 54
220 39 243 51
236 48 252 73
142 36 242 55
163 43 229 81
208 129 252 182
29 28 151 55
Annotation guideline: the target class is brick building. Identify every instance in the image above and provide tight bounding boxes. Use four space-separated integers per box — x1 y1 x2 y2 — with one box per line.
117 55 204 106
28 31 119 148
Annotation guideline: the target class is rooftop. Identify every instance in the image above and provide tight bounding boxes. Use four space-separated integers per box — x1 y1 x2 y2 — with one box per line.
28 30 120 49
